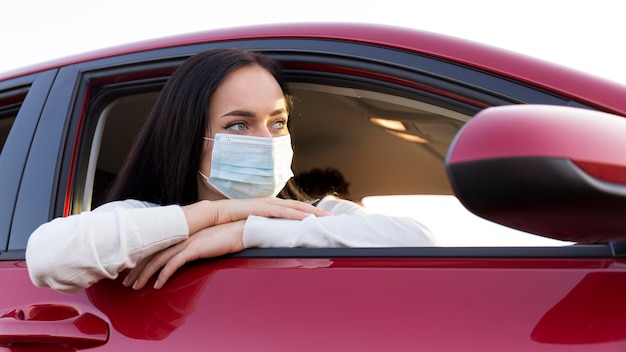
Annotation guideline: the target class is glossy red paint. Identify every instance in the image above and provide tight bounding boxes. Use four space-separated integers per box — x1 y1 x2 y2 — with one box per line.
2 23 626 115
574 161 626 185
447 105 626 184
0 262 108 350
0 307 108 349
3 258 621 351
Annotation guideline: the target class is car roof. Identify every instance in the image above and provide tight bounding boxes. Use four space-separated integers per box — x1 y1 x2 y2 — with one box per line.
3 22 626 115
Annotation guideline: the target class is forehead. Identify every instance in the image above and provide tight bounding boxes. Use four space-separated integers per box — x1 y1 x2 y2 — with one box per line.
217 66 282 95
209 66 287 113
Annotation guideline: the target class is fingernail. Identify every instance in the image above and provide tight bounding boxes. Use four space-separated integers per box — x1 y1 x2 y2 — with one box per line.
132 281 139 290
153 280 160 290
122 276 129 287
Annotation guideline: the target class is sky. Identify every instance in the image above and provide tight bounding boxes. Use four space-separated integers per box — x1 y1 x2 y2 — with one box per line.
3 0 626 85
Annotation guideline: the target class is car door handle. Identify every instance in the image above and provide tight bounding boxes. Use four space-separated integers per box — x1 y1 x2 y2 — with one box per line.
0 305 109 349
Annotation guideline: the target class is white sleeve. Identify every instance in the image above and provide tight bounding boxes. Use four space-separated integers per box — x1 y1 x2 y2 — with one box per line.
243 195 435 248
25 200 189 293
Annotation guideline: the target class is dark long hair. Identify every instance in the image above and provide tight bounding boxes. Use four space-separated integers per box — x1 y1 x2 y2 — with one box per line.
106 48 307 205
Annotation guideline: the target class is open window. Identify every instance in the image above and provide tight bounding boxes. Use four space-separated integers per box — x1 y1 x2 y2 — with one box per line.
69 42 583 250
77 74 570 248
85 81 467 207
86 91 159 208
287 83 570 247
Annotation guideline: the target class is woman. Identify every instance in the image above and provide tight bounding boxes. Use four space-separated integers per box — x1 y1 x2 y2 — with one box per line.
26 49 434 293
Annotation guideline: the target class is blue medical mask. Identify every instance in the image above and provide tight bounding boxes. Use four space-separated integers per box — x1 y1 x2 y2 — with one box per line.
198 133 294 199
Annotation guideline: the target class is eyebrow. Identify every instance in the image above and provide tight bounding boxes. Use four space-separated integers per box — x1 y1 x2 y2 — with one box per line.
220 108 288 118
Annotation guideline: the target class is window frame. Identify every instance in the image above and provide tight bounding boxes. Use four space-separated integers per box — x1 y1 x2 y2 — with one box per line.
4 37 609 259
0 70 56 255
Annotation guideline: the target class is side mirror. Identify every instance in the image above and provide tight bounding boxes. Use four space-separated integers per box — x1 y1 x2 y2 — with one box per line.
445 105 626 243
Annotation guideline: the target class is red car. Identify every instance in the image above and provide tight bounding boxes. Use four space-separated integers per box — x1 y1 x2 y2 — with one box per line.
1 23 626 351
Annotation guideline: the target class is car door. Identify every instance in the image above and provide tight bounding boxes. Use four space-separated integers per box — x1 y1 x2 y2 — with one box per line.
3 26 626 351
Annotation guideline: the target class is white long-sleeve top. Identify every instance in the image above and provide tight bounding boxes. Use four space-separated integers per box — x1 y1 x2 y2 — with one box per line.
26 196 434 293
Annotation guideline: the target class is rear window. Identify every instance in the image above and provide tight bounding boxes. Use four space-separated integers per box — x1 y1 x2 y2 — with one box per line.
0 88 26 155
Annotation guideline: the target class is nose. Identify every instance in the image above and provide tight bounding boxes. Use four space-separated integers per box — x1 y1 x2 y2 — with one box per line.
254 124 273 138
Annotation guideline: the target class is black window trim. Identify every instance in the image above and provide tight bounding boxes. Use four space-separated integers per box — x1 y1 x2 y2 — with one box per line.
0 244 618 262
0 70 57 252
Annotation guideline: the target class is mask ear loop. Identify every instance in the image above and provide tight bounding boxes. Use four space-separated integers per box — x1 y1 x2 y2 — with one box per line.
198 170 210 179
199 137 215 179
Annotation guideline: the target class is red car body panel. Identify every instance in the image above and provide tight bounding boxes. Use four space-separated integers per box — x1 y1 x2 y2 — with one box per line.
448 105 626 180
4 259 626 351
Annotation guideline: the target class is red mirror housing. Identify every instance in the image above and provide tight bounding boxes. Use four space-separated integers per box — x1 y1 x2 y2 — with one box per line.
445 105 626 243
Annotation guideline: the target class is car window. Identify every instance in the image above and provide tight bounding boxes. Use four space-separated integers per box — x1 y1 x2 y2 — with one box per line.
363 195 572 247
0 88 26 155
0 116 16 155
87 83 465 207
288 83 465 199
61 42 592 250
87 92 158 209
78 77 566 248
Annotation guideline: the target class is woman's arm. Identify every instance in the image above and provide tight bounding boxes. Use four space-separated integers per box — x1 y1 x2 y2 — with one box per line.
243 195 436 248
126 196 435 291
182 198 329 233
26 198 328 293
26 200 189 293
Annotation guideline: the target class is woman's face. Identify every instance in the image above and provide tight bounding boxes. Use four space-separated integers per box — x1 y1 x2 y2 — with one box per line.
198 65 290 200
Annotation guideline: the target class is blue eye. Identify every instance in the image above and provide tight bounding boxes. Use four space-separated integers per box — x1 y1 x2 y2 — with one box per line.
227 122 246 131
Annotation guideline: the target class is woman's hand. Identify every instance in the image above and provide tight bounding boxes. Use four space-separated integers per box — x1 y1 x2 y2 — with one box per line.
124 220 246 290
124 198 330 290
183 198 329 234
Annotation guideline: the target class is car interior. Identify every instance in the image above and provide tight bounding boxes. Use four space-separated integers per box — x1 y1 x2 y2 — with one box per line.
89 82 466 206
85 79 571 247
